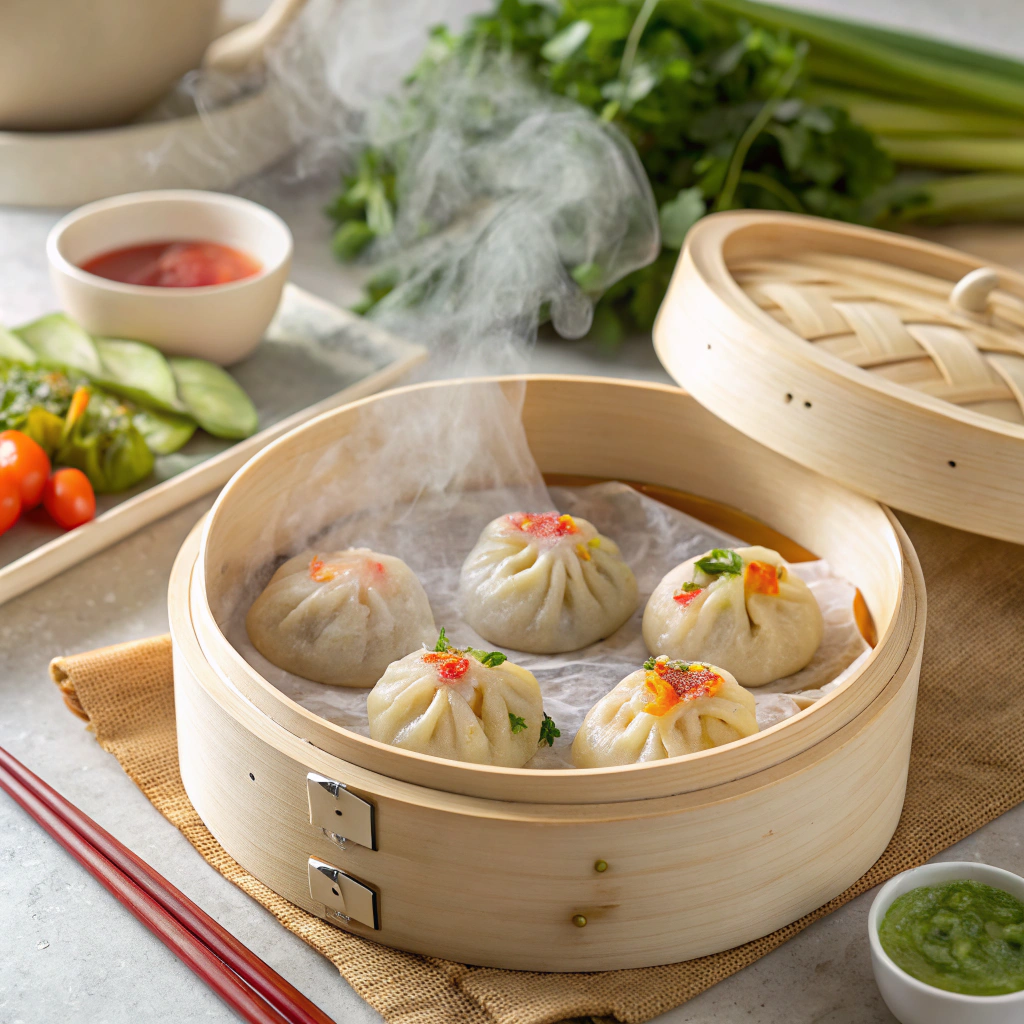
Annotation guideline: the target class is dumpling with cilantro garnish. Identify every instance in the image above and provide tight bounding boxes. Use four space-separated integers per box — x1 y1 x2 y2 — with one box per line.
642 545 823 687
367 629 555 768
459 511 638 654
246 549 436 687
572 657 758 768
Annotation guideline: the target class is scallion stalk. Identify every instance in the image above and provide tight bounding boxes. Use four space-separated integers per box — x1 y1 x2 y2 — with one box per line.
879 137 1024 173
804 85 1024 138
891 174 1024 221
705 0 1024 114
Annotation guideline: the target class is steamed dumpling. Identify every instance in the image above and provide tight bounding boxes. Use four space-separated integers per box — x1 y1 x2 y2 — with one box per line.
246 548 436 687
459 511 637 654
572 657 758 768
367 631 547 767
642 545 823 686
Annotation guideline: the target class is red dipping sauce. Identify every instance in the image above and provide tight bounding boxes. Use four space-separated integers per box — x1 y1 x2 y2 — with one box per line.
80 241 261 288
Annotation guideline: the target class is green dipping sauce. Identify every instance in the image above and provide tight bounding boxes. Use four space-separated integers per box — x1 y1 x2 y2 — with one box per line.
879 880 1024 996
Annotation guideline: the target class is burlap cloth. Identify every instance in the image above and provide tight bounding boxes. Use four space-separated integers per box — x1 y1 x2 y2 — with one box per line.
48 512 1024 1024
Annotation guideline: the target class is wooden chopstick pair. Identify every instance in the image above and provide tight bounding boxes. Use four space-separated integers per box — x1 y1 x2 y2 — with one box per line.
0 745 337 1024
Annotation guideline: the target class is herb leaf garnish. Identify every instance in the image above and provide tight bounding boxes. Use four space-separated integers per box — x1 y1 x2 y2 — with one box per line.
539 713 560 747
694 548 743 577
434 630 508 666
679 581 702 592
467 647 507 667
509 712 527 734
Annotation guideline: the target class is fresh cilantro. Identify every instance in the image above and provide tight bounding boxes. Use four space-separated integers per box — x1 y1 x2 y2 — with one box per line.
539 713 560 747
540 19 591 63
694 549 744 577
680 581 703 592
659 187 706 250
326 0 894 337
435 631 509 665
643 656 658 671
509 712 528 734
466 647 508 667
332 220 375 260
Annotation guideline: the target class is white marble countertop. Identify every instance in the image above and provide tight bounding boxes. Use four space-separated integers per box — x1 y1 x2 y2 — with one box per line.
5 3 1024 1022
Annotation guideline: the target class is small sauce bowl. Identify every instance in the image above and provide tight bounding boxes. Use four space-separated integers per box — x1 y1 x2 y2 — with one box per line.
47 190 292 365
869 860 1024 1024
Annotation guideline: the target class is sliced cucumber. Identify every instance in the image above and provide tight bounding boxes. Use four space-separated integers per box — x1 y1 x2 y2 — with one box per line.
95 337 184 413
169 358 259 440
0 325 36 364
132 408 197 455
14 313 102 376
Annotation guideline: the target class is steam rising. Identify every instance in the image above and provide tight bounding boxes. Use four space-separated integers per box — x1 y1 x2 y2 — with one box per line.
355 51 660 368
167 0 659 370
188 1 866 769
179 0 660 589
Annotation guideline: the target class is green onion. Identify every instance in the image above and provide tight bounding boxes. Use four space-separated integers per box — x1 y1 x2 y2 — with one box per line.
805 86 1024 139
895 174 1024 221
706 0 1024 113
879 137 1024 174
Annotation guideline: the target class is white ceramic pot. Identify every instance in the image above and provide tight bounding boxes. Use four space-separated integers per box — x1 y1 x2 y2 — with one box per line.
0 0 222 131
869 861 1024 1024
0 0 310 131
48 191 293 366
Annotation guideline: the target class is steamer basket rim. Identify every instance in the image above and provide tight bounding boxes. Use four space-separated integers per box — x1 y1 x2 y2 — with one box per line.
676 209 1024 443
188 374 920 803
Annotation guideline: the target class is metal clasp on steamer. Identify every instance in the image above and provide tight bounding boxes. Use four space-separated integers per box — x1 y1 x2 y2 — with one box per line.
306 771 376 850
307 858 380 929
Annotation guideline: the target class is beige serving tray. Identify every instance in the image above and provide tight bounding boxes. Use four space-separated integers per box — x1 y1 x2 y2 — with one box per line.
0 86 293 208
657 211 1024 544
0 285 424 607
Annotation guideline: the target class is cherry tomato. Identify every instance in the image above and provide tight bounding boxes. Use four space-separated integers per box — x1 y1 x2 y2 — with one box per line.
0 430 51 508
43 468 96 530
0 472 20 535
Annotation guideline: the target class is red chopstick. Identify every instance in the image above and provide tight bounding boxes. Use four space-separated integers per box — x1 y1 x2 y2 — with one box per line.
0 745 336 1024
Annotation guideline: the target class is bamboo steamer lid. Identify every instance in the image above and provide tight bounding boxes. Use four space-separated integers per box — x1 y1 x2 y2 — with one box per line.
655 210 1024 543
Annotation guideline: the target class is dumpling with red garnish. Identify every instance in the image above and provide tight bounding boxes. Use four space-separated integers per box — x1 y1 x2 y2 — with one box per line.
245 549 436 687
367 629 551 767
458 511 638 654
642 545 823 686
572 656 758 768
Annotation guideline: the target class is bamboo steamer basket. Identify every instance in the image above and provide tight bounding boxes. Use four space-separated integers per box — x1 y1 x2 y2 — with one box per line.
658 210 1024 544
170 374 925 971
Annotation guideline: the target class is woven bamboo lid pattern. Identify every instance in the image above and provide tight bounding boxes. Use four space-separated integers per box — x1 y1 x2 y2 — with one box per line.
654 211 1024 544
734 256 1024 426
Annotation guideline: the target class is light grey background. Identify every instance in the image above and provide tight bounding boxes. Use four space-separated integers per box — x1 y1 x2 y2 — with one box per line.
3 3 1024 1024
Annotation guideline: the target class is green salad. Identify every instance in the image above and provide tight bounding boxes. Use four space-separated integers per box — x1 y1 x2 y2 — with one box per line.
0 314 258 493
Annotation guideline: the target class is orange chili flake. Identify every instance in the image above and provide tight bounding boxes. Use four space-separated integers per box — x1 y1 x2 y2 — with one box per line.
423 650 470 680
309 555 386 583
745 560 780 596
308 555 338 583
507 511 579 539
673 586 703 607
642 661 723 716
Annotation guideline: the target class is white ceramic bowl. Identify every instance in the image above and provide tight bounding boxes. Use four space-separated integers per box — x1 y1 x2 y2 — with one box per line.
869 860 1024 1024
47 190 292 365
